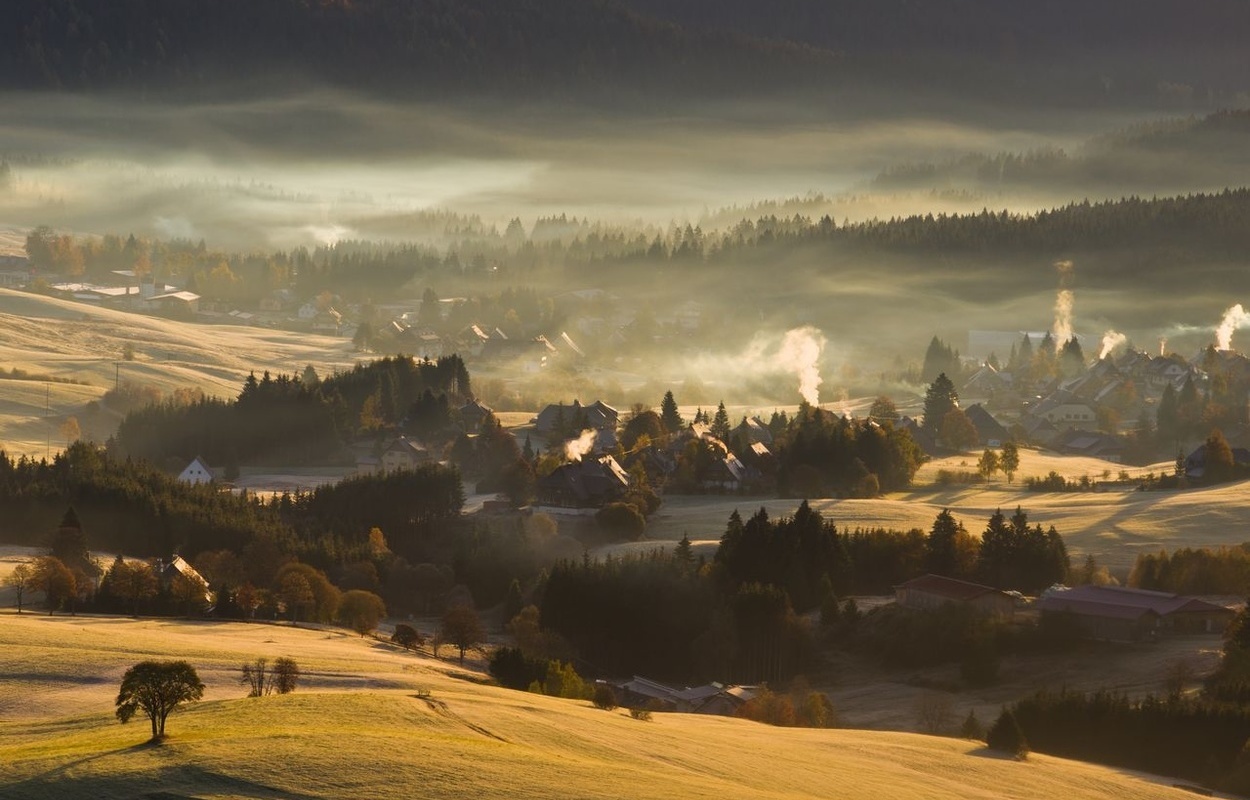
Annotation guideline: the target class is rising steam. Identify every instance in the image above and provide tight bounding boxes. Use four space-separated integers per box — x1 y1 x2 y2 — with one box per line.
1216 304 1250 351
1159 337 1167 356
1098 330 1127 360
1052 260 1074 351
778 326 827 405
564 429 597 462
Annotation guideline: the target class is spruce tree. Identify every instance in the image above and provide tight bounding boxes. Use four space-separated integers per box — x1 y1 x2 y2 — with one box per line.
711 402 731 441
986 709 1029 759
922 374 958 435
660 391 683 434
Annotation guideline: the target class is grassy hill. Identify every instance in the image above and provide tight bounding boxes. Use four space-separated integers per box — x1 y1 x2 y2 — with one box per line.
0 613 1211 799
0 288 357 457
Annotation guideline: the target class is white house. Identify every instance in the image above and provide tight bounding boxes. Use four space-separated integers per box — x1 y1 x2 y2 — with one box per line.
178 456 215 485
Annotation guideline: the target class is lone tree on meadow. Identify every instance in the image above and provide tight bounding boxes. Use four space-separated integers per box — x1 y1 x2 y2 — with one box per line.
115 660 205 741
338 589 387 636
440 604 485 664
3 562 32 612
999 441 1020 483
392 623 424 652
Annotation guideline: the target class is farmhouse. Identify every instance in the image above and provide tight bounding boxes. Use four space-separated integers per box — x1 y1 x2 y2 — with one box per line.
1029 392 1096 430
963 403 1010 447
154 555 213 604
1035 585 1236 642
894 574 1016 619
604 676 757 716
459 399 493 433
534 399 619 436
1184 442 1250 479
178 456 216 485
535 454 629 508
380 436 432 472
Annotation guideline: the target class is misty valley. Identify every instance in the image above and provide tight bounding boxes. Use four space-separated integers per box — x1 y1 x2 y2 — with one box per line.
6 3 1250 800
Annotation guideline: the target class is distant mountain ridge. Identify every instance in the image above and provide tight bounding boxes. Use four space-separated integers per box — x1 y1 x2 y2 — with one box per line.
6 0 1250 107
0 0 835 100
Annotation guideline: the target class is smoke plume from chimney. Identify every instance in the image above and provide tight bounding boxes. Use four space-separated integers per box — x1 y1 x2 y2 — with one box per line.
1099 330 1127 360
1216 304 1250 351
564 429 597 462
778 326 827 406
1052 260 1074 351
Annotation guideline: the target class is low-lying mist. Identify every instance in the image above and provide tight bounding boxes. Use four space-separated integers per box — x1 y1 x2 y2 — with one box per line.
0 89 1158 251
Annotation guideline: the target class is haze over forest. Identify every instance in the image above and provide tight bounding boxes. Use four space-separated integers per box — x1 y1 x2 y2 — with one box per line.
5 1 1250 394
12 5 1250 799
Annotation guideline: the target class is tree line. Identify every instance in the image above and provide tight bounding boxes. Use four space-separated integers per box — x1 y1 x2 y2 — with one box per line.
113 354 471 468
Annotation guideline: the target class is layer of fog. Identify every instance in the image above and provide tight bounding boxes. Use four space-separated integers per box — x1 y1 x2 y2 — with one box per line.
0 89 1158 251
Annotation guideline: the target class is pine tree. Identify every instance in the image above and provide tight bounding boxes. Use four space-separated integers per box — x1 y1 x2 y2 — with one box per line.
660 391 683 434
711 402 731 441
922 373 958 435
961 709 985 741
986 710 1029 759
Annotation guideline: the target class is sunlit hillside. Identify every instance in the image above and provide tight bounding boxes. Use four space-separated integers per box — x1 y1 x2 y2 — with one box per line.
0 613 1211 800
0 289 357 457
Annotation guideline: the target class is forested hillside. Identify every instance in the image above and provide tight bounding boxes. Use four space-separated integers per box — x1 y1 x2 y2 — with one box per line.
0 0 832 100
622 0 1250 105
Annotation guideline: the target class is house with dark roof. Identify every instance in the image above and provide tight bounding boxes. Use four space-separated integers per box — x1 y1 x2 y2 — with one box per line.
1035 585 1236 642
731 416 773 447
604 676 757 716
459 399 493 433
536 455 630 508
895 574 1015 619
1053 429 1126 462
963 403 1010 448
1184 442 1250 479
534 399 619 436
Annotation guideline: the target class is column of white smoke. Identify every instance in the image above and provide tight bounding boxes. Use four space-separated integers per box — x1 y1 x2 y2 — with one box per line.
1052 260 1074 351
564 429 597 462
1099 330 1127 360
778 326 827 406
1216 304 1250 351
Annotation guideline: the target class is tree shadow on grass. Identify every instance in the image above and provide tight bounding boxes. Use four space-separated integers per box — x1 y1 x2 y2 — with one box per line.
965 745 1024 761
4 762 326 800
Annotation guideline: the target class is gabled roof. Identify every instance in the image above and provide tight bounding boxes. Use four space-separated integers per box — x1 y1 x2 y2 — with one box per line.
964 403 1009 442
386 436 427 456
896 574 1006 602
1036 584 1234 618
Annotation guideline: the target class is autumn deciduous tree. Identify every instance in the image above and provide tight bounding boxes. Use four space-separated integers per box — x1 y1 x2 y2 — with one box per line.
115 661 205 741
3 562 32 612
999 441 1020 483
440 604 484 664
391 623 424 651
171 571 209 617
32 556 76 614
940 408 978 452
338 589 386 636
108 558 158 617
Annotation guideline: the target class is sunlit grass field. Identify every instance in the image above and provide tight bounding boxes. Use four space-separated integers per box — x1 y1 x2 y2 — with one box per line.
0 612 1213 799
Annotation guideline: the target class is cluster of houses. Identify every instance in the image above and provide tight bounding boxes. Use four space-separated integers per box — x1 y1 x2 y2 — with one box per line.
531 399 773 509
598 675 758 717
894 573 1236 642
49 271 201 316
917 342 1250 464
